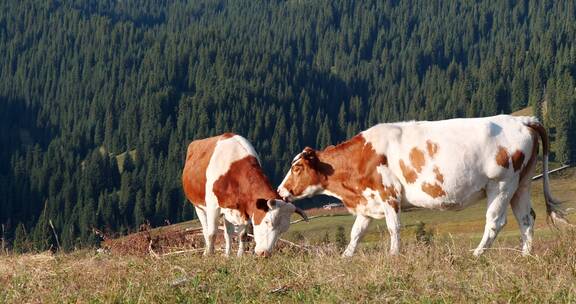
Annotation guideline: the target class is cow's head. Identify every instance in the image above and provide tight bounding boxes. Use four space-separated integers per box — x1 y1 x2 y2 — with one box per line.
278 147 330 202
253 199 307 257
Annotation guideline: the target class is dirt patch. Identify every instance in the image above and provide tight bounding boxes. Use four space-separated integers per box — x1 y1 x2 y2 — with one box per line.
100 225 228 256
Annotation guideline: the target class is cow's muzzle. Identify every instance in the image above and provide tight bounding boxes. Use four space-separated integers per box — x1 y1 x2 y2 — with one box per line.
255 250 271 258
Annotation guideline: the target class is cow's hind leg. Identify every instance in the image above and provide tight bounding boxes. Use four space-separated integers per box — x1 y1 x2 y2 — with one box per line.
510 186 534 256
342 214 371 257
474 180 516 256
511 142 537 256
236 224 247 257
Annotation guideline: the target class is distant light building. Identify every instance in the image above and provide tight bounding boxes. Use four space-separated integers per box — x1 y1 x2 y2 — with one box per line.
323 202 343 210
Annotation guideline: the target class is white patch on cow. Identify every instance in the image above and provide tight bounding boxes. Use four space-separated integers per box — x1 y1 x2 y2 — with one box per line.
293 184 323 200
205 137 254 212
377 165 401 190
361 125 402 155
357 188 388 219
221 208 246 226
231 135 261 165
322 189 343 201
291 152 303 163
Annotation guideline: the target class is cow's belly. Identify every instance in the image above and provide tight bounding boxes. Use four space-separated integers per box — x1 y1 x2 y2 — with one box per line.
401 181 487 211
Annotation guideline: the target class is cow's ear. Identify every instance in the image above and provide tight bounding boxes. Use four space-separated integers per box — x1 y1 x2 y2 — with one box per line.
266 199 278 210
256 198 270 212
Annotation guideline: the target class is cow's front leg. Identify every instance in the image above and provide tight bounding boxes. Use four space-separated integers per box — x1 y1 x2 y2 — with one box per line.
342 214 371 257
236 224 247 257
383 200 401 255
223 219 235 257
474 181 514 256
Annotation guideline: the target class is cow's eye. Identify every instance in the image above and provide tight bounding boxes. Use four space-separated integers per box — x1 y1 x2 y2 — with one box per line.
292 165 302 174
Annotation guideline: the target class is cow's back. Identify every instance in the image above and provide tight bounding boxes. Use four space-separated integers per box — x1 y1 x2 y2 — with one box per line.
182 133 235 205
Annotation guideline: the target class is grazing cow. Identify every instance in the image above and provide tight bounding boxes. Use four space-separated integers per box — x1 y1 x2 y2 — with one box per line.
278 115 566 257
182 133 307 257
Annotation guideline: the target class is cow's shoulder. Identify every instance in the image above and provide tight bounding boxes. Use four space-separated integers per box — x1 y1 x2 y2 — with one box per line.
360 123 403 155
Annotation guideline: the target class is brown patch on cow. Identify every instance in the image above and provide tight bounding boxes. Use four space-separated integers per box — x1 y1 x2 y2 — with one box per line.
381 185 400 213
182 135 225 206
433 166 444 183
495 146 510 168
511 150 525 172
381 155 388 166
399 159 418 183
286 134 398 211
519 133 539 182
421 182 446 198
426 140 439 158
409 147 426 173
387 200 399 213
212 155 278 225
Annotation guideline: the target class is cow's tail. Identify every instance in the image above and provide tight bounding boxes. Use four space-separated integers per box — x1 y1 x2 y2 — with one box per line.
524 121 570 226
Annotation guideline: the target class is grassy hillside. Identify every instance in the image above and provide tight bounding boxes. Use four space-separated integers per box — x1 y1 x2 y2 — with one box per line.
1 169 575 303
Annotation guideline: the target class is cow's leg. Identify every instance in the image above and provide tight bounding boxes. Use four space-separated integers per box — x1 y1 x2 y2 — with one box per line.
236 224 247 257
383 202 401 255
194 206 211 254
474 181 515 256
510 184 535 256
342 214 371 257
223 219 235 257
204 207 220 256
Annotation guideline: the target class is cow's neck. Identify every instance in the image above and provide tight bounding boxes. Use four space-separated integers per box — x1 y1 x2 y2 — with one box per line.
315 136 371 207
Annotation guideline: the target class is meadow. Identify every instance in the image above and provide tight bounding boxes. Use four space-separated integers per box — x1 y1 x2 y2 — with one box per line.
1 169 575 303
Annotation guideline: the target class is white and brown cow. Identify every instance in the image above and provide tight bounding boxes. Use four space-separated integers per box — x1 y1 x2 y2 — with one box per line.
182 133 307 257
278 115 566 257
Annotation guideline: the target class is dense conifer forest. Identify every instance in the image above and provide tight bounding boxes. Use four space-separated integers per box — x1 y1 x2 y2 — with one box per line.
1 0 575 251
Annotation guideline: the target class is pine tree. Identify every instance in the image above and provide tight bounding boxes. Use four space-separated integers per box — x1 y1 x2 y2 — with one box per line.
13 222 29 253
511 75 528 111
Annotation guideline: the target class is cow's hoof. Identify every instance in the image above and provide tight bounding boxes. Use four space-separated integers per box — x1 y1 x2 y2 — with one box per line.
341 251 354 258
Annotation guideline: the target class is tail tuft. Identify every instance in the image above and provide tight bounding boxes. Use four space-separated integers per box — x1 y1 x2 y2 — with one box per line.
548 211 573 227
524 121 571 227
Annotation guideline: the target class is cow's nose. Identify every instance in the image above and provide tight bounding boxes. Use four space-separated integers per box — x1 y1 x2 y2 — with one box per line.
255 250 271 258
277 187 291 201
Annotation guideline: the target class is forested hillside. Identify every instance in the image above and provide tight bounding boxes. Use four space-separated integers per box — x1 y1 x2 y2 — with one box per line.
1 0 575 251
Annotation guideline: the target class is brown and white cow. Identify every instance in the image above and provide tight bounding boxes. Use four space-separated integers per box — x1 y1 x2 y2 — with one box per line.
278 115 566 257
182 133 307 257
